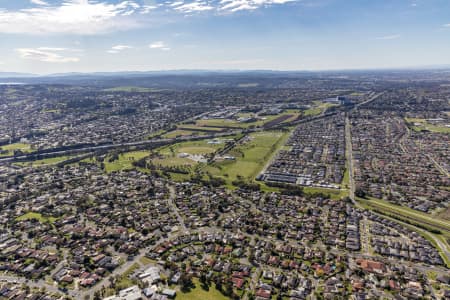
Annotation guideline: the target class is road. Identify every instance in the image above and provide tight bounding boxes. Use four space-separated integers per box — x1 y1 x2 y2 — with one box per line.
345 116 356 203
167 185 188 233
354 92 385 109
0 130 246 164
427 153 449 177
344 92 386 204
81 229 182 299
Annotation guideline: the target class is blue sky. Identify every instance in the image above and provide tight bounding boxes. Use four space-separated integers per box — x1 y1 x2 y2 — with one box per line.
0 0 450 73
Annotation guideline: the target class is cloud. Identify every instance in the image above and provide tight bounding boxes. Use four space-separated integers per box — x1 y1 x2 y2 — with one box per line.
443 24 450 27
30 0 49 5
16 48 80 63
170 1 185 7
107 44 133 54
374 34 401 40
141 5 157 14
218 0 296 12
173 2 215 13
149 41 171 51
0 1 149 35
2 0 300 35
167 0 293 13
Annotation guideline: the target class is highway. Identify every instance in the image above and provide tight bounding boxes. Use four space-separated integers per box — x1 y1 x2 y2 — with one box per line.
0 129 246 165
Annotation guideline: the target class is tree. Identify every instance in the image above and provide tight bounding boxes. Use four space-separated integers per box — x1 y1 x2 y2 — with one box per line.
215 275 223 292
355 187 366 198
180 272 194 293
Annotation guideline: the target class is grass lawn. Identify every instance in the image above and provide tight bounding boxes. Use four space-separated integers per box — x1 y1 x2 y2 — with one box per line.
158 140 224 157
167 172 192 182
14 155 72 167
178 125 225 132
405 118 450 134
104 151 150 173
341 168 350 189
303 186 349 200
303 102 338 116
139 256 157 265
151 139 226 169
303 107 322 116
0 143 32 156
204 131 288 187
114 263 140 291
176 279 229 300
153 157 197 167
16 212 57 224
178 146 217 155
163 130 204 138
147 129 168 139
196 119 244 129
437 206 450 221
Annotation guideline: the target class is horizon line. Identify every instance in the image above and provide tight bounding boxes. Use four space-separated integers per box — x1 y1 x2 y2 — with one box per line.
2 65 450 77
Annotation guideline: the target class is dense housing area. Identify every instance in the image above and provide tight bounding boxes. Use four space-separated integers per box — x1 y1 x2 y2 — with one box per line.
0 71 449 300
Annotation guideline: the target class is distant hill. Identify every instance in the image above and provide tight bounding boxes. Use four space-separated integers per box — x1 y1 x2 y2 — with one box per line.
1 68 450 88
0 72 37 78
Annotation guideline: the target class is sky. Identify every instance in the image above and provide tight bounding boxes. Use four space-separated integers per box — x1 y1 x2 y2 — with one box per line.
0 0 450 74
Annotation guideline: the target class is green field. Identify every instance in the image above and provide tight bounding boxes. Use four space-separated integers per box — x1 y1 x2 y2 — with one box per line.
178 125 225 132
103 151 151 173
0 143 32 156
14 155 72 167
204 131 288 187
153 156 197 167
158 140 225 156
303 102 338 116
153 140 225 168
163 130 204 138
341 168 350 189
176 279 229 300
303 186 349 200
405 118 450 134
16 212 57 224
